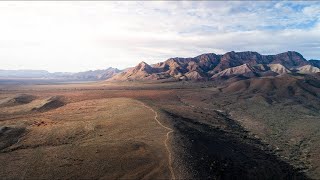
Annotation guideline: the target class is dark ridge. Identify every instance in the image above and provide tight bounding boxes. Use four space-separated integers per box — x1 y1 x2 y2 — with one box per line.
32 96 66 112
0 126 26 151
0 94 36 107
165 110 308 179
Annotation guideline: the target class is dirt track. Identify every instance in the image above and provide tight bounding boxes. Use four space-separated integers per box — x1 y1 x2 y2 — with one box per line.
140 102 175 180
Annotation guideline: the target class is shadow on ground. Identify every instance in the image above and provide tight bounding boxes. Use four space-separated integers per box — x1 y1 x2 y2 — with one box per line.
166 111 308 180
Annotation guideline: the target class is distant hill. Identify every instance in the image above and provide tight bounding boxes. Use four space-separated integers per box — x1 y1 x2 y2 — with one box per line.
63 67 121 81
109 51 318 81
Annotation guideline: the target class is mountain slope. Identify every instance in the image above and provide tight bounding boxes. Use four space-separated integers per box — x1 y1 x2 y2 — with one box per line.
297 65 320 74
211 64 257 79
267 64 291 74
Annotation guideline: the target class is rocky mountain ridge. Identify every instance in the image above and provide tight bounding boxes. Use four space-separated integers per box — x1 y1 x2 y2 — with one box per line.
109 51 319 81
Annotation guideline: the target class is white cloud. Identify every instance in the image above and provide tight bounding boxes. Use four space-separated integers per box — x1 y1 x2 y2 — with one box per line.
0 1 319 72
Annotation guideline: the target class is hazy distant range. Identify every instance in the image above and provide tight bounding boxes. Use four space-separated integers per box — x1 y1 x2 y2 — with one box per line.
0 67 121 81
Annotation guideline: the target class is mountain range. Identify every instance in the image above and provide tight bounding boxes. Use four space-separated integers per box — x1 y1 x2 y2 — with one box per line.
109 51 320 81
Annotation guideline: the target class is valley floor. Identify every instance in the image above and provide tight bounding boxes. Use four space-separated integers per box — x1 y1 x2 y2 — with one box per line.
0 80 318 179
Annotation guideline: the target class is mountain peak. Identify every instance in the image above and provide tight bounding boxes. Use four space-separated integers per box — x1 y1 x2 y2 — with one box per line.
138 61 148 65
276 51 304 58
286 51 302 54
135 61 152 73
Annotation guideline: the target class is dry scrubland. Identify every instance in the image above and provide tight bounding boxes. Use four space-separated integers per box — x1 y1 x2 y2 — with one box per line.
0 76 319 179
0 95 171 179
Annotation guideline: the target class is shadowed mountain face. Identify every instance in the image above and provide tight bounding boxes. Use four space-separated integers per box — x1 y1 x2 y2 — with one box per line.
109 51 318 81
309 60 320 68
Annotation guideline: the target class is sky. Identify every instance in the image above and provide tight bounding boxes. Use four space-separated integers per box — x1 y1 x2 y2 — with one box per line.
0 1 320 72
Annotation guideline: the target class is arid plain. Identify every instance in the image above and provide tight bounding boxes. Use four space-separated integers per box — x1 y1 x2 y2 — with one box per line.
0 74 319 179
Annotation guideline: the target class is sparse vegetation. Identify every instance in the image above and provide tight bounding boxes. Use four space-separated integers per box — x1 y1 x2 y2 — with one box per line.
0 75 318 179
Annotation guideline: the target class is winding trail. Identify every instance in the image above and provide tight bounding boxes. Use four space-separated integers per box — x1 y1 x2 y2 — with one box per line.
140 102 176 180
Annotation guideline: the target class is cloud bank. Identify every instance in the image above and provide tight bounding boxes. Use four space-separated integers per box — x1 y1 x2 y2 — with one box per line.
0 1 319 72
